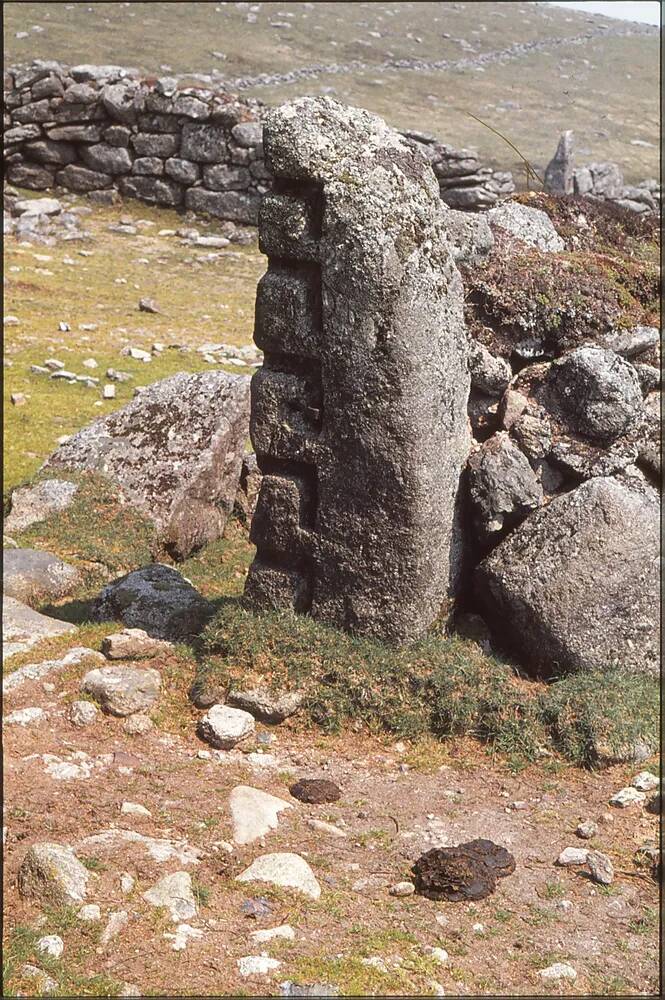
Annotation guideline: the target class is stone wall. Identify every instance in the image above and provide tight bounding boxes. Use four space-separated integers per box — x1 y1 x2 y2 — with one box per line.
3 60 514 221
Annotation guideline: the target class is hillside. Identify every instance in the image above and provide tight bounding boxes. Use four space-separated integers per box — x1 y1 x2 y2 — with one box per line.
3 1 660 183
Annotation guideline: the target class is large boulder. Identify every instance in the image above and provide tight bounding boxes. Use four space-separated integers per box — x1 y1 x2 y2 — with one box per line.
475 476 659 675
3 548 80 606
92 564 213 641
18 842 89 905
544 347 643 443
43 372 251 559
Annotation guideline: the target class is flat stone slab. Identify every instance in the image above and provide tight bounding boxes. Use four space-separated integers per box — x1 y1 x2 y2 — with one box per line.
3 548 80 605
2 596 77 662
5 479 79 533
230 785 293 845
81 664 161 716
3 646 104 694
236 852 321 899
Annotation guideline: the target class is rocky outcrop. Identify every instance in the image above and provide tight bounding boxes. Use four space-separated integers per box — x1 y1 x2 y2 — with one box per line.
475 476 659 675
44 371 250 560
544 132 660 214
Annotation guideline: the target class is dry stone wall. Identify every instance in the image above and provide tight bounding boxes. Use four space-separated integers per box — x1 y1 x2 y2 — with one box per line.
4 61 514 220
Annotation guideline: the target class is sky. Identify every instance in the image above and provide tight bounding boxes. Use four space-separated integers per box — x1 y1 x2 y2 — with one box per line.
547 1 661 24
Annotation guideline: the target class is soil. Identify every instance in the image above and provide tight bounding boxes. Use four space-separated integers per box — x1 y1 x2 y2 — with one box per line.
2 641 660 997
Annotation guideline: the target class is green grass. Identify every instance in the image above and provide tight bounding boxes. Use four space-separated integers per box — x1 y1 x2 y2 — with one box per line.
539 669 659 768
196 601 659 769
4 196 264 490
2 906 123 997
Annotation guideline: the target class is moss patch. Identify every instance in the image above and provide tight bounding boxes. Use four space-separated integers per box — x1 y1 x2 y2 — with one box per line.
462 194 659 361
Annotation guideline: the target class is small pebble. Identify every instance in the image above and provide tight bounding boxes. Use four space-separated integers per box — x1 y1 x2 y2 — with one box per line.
37 934 64 958
389 881 415 897
587 850 614 886
632 771 659 792
576 820 599 840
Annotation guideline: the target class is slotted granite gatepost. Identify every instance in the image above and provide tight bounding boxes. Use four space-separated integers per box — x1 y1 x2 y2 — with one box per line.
243 97 470 644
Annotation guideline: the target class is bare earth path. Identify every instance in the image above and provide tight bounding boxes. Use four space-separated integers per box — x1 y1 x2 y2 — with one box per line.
3 637 659 997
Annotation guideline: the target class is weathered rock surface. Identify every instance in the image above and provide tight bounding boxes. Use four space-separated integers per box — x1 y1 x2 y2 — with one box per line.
229 785 293 845
44 371 251 559
467 433 543 545
487 201 565 253
476 476 659 675
544 130 574 195
236 852 321 899
544 347 643 443
244 96 470 643
3 548 80 606
5 478 78 533
197 704 255 749
143 871 197 922
227 687 303 724
18 842 89 905
92 564 213 641
101 627 173 660
2 596 76 661
68 701 99 727
81 664 161 716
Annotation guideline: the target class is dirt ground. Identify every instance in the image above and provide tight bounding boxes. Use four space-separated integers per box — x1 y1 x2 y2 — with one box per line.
2 639 660 998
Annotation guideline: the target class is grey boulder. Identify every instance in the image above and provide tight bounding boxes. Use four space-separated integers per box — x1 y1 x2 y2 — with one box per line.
487 200 565 253
18 842 89 905
467 433 543 545
92 564 213 641
44 371 250 560
475 476 659 675
227 687 303 724
81 664 161 716
545 347 643 443
3 548 80 606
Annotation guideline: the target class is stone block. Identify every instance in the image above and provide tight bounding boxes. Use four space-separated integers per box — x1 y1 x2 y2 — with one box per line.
119 175 182 206
181 123 227 162
243 98 470 642
131 132 179 157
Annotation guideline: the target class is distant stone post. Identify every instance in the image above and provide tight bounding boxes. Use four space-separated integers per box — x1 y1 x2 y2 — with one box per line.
243 97 470 644
544 130 574 195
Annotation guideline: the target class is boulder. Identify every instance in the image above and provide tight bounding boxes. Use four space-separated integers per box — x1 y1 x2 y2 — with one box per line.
5 479 78 533
142 871 196 922
101 627 173 660
197 704 255 749
92 564 213 641
487 201 565 253
475 476 659 675
466 433 543 546
81 664 161 716
3 548 80 606
226 687 303 724
468 341 512 397
2 596 76 661
236 852 321 900
544 347 643 443
18 842 89 905
44 371 250 559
